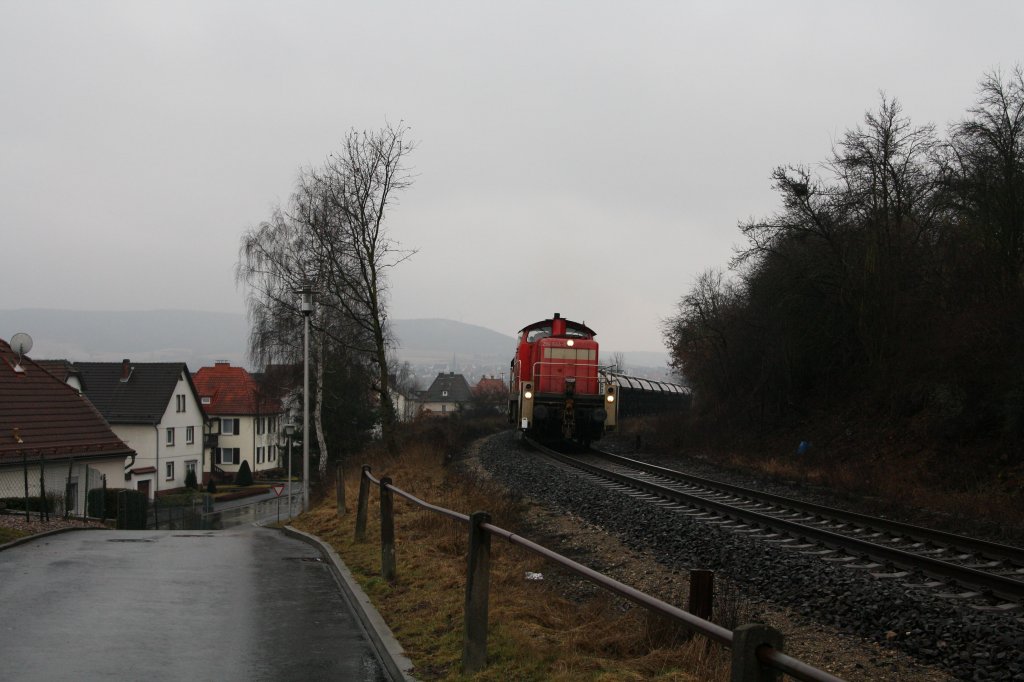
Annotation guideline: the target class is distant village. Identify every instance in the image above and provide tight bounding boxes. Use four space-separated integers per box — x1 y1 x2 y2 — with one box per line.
0 335 508 514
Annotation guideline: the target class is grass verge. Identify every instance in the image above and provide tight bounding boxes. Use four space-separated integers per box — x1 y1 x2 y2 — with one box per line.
291 425 730 681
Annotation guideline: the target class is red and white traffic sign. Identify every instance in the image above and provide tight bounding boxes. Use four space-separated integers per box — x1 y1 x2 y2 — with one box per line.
271 484 285 497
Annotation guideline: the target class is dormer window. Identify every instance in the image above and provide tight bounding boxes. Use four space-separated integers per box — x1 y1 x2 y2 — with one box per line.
201 397 211 405
442 390 448 397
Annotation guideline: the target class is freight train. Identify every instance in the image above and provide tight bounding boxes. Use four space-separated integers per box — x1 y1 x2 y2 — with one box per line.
509 313 618 444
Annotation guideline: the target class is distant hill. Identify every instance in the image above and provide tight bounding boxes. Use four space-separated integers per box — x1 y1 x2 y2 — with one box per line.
391 318 515 364
0 309 668 376
0 309 248 370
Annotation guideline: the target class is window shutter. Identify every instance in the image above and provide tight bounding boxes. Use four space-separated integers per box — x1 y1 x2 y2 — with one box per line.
233 449 240 465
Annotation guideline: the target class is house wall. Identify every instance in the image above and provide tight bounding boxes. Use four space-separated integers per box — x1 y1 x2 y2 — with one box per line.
111 372 205 499
420 400 461 415
114 424 158 496
157 373 206 492
211 413 282 477
0 456 128 516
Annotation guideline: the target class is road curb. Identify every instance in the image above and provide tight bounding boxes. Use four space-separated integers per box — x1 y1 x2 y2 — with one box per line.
284 525 417 682
0 524 107 552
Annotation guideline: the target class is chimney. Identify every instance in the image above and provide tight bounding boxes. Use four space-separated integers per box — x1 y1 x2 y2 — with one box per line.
120 359 133 383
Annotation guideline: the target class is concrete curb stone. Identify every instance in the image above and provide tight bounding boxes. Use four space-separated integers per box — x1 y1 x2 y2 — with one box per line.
284 525 418 682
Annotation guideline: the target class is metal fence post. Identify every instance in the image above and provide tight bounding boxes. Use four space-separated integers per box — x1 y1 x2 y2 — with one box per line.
22 451 29 520
380 476 396 581
38 453 48 522
355 465 371 542
731 623 784 682
462 511 492 674
688 569 714 621
335 462 346 517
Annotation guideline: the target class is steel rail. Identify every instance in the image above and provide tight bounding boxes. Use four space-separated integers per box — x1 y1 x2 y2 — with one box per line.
591 447 1024 564
531 443 1024 602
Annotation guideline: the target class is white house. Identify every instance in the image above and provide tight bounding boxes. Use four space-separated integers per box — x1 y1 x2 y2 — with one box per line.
74 360 207 499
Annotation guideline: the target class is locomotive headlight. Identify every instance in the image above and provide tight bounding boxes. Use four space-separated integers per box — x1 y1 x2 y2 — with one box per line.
524 390 533 400
606 394 615 403
566 339 574 347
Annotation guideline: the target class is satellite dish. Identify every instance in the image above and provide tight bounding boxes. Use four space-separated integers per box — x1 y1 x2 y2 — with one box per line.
10 333 33 373
11 332 33 356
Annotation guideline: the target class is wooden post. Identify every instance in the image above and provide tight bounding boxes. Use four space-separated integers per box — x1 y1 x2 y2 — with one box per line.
687 569 714 621
355 465 371 542
380 476 396 581
731 623 783 682
335 462 346 517
462 511 492 674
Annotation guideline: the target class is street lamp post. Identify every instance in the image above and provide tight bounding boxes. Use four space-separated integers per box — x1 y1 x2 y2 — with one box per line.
299 287 313 512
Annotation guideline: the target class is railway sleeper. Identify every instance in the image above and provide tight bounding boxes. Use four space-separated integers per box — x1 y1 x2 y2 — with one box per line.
869 570 911 579
969 602 1022 612
937 590 984 599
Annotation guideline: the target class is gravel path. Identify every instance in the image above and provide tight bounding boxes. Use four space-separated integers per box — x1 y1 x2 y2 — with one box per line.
472 431 1024 681
0 514 106 545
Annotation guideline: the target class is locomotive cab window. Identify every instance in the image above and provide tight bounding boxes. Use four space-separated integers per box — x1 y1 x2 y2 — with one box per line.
527 326 552 342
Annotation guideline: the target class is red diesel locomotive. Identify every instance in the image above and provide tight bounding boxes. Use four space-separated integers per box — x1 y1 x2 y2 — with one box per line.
509 313 618 443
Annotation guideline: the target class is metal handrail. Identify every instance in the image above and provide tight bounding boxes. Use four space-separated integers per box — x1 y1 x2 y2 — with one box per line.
359 467 844 682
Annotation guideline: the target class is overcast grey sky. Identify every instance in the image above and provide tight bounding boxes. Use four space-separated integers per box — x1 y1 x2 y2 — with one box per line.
2 2 1021 354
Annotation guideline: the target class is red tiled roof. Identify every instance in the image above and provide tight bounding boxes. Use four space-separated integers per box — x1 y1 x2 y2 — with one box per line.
192 362 280 416
0 338 135 464
474 377 505 395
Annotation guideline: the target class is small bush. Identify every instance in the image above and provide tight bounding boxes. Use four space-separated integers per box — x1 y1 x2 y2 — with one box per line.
87 488 123 519
235 460 254 487
184 468 198 489
1 496 43 512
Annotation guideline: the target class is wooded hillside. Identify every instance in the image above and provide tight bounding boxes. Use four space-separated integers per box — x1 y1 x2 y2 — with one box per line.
664 69 1024 468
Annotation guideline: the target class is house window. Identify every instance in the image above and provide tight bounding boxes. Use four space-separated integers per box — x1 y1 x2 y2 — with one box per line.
201 396 211 405
166 428 175 446
186 460 197 475
176 394 186 412
270 445 277 462
216 448 240 465
256 446 264 464
256 418 265 435
166 461 174 480
221 418 239 435
442 404 447 413
270 417 277 433
185 426 194 444
442 390 448 397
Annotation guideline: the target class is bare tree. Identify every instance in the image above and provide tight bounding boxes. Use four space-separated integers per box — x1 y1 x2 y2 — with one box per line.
947 66 1024 294
238 123 416 463
297 123 416 453
609 352 626 373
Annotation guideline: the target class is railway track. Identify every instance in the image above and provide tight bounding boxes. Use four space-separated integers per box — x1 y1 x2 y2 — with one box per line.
528 439 1024 609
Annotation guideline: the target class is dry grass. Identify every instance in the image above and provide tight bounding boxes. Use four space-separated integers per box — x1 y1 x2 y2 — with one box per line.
292 439 731 681
635 413 1024 544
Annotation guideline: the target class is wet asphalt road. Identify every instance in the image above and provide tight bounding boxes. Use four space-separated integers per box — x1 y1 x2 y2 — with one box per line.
0 526 388 681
